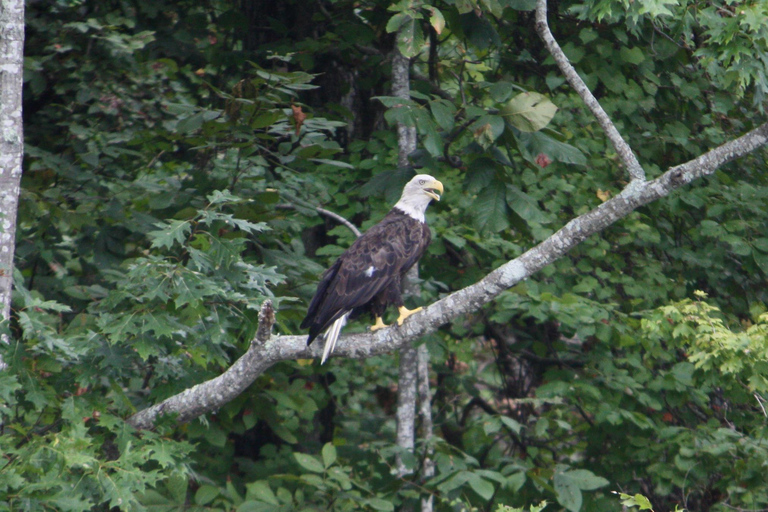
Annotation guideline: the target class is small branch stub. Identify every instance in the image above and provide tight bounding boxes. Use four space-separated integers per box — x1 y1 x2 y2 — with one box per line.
253 300 275 345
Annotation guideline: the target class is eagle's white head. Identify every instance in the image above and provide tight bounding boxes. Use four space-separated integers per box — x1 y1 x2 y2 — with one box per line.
393 174 444 223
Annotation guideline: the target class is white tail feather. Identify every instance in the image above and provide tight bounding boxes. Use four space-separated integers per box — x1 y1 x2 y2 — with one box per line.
321 313 349 364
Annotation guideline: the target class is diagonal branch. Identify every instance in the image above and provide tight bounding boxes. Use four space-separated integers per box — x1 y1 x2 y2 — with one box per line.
126 121 768 430
535 0 645 182
316 207 362 238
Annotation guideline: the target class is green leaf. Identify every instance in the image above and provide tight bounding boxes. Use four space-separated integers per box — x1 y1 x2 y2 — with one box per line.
508 0 536 9
148 220 191 250
554 473 582 512
555 468 609 512
500 415 523 434
237 501 278 512
467 473 495 501
245 481 279 505
514 131 587 166
293 453 325 473
427 7 445 34
311 158 356 169
506 185 551 224
455 0 476 14
430 99 456 130
618 493 654 510
473 183 509 233
564 469 609 490
321 443 337 468
620 46 645 65
195 485 220 506
386 12 411 34
366 498 395 511
501 92 558 132
207 189 243 205
177 112 206 133
396 17 426 58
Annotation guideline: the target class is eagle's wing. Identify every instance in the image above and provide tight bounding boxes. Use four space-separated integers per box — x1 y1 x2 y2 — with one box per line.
301 219 408 344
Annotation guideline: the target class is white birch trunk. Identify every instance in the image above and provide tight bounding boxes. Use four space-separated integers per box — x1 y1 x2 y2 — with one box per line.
0 0 25 371
392 46 419 482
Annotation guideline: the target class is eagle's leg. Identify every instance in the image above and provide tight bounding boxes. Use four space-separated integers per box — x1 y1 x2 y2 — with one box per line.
370 316 389 332
396 305 422 325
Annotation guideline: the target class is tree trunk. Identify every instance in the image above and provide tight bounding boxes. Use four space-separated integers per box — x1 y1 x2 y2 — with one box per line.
0 0 25 371
392 45 419 484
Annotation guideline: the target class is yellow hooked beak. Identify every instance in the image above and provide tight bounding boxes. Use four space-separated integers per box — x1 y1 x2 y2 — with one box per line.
425 180 444 201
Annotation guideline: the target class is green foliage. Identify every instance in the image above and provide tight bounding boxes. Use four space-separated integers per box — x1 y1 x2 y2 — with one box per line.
497 501 548 512
616 493 655 511
8 0 768 510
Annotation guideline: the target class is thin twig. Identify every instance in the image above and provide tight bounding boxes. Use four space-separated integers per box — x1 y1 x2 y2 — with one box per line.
316 207 362 238
534 0 645 182
755 393 767 418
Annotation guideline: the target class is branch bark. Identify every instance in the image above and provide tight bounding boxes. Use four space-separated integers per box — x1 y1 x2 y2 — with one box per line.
535 0 645 182
417 343 435 512
316 207 362 238
392 45 420 482
0 0 25 371
126 120 768 430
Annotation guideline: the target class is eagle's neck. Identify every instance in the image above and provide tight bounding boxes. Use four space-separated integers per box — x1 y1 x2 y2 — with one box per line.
392 196 431 223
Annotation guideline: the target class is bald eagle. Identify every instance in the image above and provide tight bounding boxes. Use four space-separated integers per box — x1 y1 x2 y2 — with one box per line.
301 174 444 363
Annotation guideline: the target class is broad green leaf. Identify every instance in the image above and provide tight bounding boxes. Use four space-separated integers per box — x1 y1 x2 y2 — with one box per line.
554 472 582 512
455 0 476 14
195 485 220 506
501 92 557 132
506 185 551 224
366 498 395 511
245 481 279 505
166 473 188 503
321 443 337 468
386 12 411 34
480 0 504 16
563 469 609 490
396 17 426 58
430 99 456 130
473 183 509 233
620 46 645 65
514 131 587 166
427 7 445 34
471 115 505 148
293 453 324 473
467 473 495 501
500 415 523 434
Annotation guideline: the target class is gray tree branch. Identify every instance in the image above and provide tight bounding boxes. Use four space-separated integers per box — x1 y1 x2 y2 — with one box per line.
0 0 25 372
535 0 645 182
127 120 768 431
316 207 362 238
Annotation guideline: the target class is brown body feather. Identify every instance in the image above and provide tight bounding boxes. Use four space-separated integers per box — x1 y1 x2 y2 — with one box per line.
301 207 431 345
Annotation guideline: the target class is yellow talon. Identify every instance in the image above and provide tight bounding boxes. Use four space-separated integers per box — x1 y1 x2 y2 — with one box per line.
370 316 389 332
396 306 422 326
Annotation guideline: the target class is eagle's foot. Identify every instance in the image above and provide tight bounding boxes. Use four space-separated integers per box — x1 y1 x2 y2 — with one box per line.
396 306 423 326
370 316 389 332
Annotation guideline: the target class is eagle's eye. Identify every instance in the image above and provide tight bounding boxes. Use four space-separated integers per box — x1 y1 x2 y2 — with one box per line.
419 179 426 185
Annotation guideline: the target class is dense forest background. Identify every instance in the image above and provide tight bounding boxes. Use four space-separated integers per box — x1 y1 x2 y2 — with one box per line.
3 0 768 510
